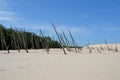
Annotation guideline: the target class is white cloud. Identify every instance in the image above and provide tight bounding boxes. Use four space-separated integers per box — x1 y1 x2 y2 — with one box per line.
21 24 91 37
0 10 17 22
0 0 9 10
0 0 91 37
50 25 91 36
0 0 21 22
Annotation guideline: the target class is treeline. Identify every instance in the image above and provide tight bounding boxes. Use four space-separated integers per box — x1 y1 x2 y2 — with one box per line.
0 24 61 52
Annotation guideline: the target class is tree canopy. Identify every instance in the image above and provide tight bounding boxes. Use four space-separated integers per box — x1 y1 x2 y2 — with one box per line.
0 24 61 50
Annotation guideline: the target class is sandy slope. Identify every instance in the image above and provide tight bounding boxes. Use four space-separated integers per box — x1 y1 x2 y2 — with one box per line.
0 46 120 80
88 43 120 51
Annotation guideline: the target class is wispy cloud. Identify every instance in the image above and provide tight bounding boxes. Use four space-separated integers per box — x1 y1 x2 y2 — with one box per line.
0 0 21 22
22 24 91 37
0 10 19 22
0 0 9 10
0 0 92 37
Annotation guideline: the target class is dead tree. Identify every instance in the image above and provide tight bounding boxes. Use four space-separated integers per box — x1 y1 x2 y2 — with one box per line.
68 30 77 53
11 27 20 52
35 36 40 49
104 39 110 51
40 29 49 54
86 45 92 54
59 34 67 55
17 31 23 50
100 46 104 51
115 44 118 52
52 24 66 55
31 33 35 49
97 47 101 53
16 31 21 52
62 31 71 51
0 29 10 53
21 30 29 53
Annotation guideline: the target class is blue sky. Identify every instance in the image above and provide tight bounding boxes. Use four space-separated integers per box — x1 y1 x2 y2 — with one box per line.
0 0 120 46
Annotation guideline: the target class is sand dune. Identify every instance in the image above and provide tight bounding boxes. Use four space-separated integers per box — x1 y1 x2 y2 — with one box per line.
88 43 120 50
0 44 120 80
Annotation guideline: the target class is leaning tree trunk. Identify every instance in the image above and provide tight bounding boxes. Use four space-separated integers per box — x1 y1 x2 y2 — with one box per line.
0 29 10 53
40 29 49 54
22 31 29 53
69 30 78 53
52 24 67 55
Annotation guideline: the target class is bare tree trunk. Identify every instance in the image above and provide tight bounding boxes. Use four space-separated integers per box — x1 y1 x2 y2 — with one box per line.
17 31 23 50
68 30 77 53
0 29 10 53
35 36 40 49
86 40 92 54
115 44 118 52
16 32 21 52
14 27 21 52
104 39 110 51
97 47 101 53
0 36 4 50
46 38 50 54
62 31 71 51
100 46 104 51
31 33 35 49
52 24 66 55
86 45 92 54
40 30 45 48
52 24 62 45
40 29 49 54
22 31 29 53
59 34 67 55
11 31 20 52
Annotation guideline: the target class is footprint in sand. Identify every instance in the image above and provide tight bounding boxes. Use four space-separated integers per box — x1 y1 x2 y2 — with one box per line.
0 69 6 72
37 65 42 67
19 66 25 69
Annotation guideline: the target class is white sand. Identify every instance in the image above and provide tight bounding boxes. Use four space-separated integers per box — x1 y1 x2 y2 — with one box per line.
88 43 120 50
0 44 120 80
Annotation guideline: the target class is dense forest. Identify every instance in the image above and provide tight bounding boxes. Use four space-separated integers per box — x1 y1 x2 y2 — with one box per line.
0 24 61 52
